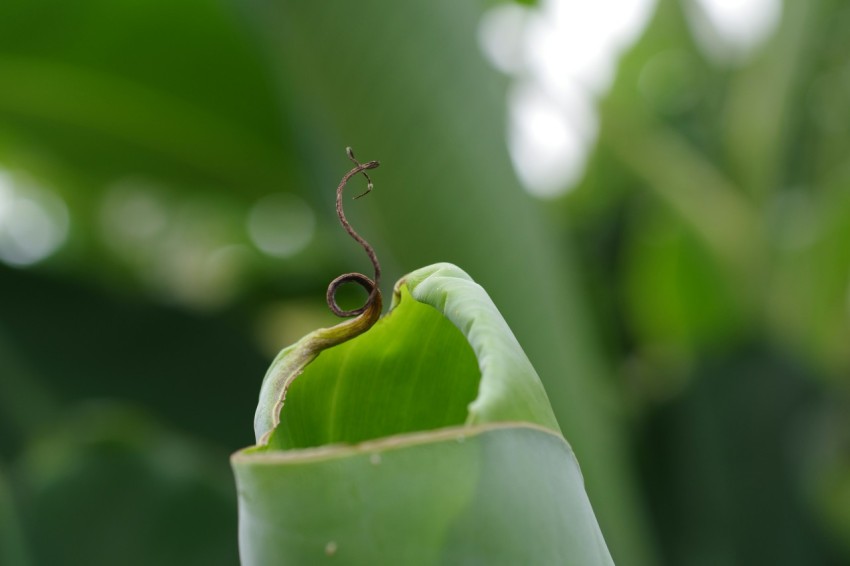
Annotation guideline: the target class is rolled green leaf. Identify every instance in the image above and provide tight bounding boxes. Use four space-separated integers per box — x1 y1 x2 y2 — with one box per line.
232 263 613 565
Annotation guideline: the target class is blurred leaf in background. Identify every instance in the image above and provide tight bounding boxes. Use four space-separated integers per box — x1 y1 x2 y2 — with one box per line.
562 0 850 563
0 0 849 564
0 0 289 563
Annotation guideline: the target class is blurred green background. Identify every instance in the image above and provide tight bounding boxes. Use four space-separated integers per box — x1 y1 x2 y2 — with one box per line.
0 0 848 564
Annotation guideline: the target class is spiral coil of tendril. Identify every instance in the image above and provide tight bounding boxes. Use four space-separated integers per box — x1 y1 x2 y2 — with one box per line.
325 147 381 318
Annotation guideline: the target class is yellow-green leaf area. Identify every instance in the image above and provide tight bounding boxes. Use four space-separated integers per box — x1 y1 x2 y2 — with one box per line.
268 286 481 450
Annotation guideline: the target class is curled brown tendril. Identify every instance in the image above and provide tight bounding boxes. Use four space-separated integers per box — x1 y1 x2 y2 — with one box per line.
326 147 381 318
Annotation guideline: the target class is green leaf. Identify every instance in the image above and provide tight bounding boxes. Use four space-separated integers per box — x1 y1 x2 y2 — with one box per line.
235 425 611 565
234 263 611 564
253 263 559 447
267 284 481 450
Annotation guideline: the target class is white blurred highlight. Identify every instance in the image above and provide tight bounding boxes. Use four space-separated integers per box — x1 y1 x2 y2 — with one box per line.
480 0 656 198
687 0 782 64
508 83 597 197
0 170 70 266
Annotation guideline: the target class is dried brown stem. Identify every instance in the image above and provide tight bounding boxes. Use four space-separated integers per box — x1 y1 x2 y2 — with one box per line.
326 147 381 318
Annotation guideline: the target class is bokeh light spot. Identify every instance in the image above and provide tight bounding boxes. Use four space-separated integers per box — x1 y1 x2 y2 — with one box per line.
687 0 782 65
508 84 596 198
247 193 315 259
480 0 655 198
100 179 170 253
0 170 70 267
